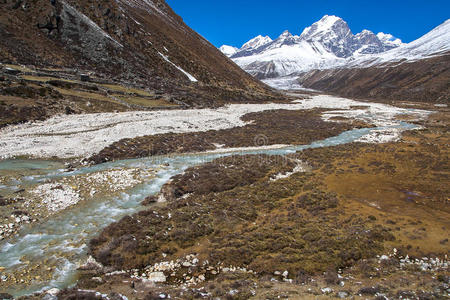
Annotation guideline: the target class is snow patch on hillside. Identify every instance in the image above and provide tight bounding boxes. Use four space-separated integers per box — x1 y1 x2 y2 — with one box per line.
159 52 198 82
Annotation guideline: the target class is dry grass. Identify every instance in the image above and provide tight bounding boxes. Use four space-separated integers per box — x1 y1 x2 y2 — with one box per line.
20 75 79 84
100 84 153 97
113 95 177 107
54 87 119 104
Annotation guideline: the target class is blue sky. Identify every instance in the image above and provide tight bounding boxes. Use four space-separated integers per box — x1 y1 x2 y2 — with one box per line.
166 0 449 48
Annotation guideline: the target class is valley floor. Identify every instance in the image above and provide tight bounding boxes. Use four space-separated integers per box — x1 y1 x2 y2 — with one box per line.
0 94 429 160
0 93 448 299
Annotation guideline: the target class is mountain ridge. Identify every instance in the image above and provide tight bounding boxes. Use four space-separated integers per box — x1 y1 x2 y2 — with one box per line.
220 15 412 80
219 15 449 102
0 0 280 110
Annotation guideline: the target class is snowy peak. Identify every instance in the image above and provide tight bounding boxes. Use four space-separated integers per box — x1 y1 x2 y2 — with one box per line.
377 32 404 48
354 30 385 54
300 15 349 40
299 15 357 58
279 30 294 39
219 45 238 57
269 30 299 48
241 35 272 51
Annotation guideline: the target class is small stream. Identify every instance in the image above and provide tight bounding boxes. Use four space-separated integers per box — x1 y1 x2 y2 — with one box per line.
0 122 418 297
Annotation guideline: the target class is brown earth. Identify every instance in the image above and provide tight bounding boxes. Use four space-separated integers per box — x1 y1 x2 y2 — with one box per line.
297 54 450 103
89 134 449 275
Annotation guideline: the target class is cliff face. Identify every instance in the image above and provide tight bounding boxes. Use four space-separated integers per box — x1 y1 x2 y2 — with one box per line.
0 0 279 107
297 54 450 103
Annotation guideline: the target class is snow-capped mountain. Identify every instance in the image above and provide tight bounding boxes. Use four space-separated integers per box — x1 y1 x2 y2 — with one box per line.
286 19 450 102
348 19 450 67
228 35 273 58
219 15 406 79
241 35 273 51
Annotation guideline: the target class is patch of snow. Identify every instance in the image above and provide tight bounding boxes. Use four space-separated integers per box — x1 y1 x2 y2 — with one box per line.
158 52 198 82
270 160 309 181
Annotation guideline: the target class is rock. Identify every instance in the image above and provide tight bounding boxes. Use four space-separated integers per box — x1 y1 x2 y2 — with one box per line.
182 261 192 267
337 291 350 298
80 74 90 82
282 270 289 277
147 272 166 283
46 288 60 296
321 287 333 294
0 293 13 299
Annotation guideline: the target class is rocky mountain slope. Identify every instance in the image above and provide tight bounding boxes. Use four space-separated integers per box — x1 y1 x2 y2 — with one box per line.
0 0 279 122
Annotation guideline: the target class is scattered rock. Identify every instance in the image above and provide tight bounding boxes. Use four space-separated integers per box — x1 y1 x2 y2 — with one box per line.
337 291 350 298
321 287 333 294
147 272 166 283
358 286 380 295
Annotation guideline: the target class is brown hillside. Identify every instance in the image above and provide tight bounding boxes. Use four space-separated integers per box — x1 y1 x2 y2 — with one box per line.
0 0 280 107
297 54 450 103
